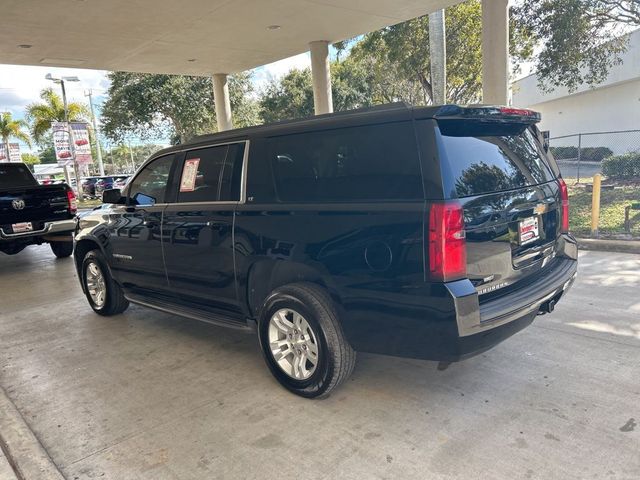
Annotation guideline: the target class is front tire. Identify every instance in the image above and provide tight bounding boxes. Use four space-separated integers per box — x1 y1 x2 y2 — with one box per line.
50 238 73 258
81 249 129 316
258 283 356 398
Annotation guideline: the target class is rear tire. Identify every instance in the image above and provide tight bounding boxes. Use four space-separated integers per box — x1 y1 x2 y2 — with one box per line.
258 282 356 398
50 238 73 258
81 249 129 316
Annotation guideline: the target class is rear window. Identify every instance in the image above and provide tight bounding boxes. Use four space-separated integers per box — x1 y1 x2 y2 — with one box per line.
437 123 555 197
267 122 423 202
0 164 37 189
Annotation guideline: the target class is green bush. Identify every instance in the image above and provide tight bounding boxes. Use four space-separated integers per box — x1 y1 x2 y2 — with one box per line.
550 146 613 162
602 152 640 179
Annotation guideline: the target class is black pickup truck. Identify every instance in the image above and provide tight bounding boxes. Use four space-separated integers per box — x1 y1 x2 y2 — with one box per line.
0 162 76 257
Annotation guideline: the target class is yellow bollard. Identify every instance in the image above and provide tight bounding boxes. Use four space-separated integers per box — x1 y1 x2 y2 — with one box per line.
591 174 601 236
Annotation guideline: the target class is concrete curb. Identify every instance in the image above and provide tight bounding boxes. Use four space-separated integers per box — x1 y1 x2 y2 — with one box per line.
576 237 640 254
0 386 65 480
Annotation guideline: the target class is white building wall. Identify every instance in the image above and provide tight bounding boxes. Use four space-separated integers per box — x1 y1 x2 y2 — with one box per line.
529 80 640 153
513 29 640 154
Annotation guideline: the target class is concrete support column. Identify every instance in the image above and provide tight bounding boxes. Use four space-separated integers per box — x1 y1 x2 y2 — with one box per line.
481 0 509 105
428 10 446 105
309 40 333 115
212 73 233 131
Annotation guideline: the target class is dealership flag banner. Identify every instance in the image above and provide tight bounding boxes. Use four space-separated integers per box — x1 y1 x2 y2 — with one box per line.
52 121 73 165
70 122 93 165
0 143 21 162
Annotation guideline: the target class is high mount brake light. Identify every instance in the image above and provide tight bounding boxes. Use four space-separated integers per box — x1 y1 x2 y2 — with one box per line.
435 105 541 122
429 202 467 282
498 107 537 117
558 178 569 233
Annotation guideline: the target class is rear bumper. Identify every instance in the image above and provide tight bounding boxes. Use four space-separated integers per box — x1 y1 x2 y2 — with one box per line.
442 257 577 360
0 218 76 242
343 247 578 363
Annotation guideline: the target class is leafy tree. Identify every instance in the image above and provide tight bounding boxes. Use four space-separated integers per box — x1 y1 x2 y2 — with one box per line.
36 140 58 164
25 88 89 144
101 72 259 144
512 0 640 92
21 153 40 168
260 69 314 122
342 1 501 105
0 112 31 155
104 143 164 173
259 59 377 122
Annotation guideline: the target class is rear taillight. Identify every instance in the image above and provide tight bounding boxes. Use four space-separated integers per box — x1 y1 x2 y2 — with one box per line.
66 188 77 215
429 202 467 282
558 178 569 233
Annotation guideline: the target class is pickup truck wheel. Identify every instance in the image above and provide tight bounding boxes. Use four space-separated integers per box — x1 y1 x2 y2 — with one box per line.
81 250 129 316
258 283 356 398
50 238 73 258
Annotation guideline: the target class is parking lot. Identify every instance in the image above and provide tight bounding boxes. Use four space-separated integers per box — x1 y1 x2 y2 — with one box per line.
1 246 639 479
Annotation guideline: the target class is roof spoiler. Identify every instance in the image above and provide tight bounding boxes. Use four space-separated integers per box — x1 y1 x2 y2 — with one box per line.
434 105 541 123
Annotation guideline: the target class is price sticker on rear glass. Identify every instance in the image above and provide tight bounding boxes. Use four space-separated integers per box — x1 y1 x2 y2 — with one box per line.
519 216 540 245
180 158 200 192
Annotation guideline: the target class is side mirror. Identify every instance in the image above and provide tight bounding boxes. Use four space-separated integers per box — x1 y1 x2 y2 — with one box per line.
102 188 124 204
542 130 551 152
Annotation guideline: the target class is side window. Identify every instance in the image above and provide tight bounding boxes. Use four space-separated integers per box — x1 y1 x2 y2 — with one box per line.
128 154 174 206
266 122 423 202
177 143 245 203
219 143 245 201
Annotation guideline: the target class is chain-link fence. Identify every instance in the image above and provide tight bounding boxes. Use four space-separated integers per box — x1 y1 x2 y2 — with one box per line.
550 129 640 182
549 130 640 238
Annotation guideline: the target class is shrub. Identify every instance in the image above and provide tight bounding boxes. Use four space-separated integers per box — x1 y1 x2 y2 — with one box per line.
550 146 613 162
602 152 640 179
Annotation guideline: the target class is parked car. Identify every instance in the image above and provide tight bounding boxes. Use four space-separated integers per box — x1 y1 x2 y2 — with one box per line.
0 162 76 257
112 175 130 189
94 176 115 196
81 177 99 198
74 103 578 398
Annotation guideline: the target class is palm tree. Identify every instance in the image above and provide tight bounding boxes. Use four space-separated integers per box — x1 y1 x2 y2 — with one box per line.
0 112 31 159
26 88 89 143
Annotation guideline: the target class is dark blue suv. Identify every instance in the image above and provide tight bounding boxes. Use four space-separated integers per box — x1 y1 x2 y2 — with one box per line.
74 104 578 398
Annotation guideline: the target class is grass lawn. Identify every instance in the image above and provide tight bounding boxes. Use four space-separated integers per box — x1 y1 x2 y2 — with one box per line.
567 178 640 238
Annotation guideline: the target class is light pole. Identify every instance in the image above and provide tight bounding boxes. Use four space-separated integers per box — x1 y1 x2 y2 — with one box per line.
45 73 83 200
85 89 105 176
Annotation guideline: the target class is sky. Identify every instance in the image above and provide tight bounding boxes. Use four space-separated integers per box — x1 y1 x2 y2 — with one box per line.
0 52 313 154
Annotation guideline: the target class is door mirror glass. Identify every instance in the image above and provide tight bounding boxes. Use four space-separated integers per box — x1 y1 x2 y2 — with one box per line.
102 188 124 204
133 192 156 206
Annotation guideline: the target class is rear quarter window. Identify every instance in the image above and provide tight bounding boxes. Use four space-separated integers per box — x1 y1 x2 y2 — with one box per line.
436 123 556 198
266 122 423 202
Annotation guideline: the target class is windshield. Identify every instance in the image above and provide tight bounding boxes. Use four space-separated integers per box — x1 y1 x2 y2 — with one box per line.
0 164 38 189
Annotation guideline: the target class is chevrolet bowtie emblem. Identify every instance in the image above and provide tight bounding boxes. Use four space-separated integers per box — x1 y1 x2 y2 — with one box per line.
534 203 547 215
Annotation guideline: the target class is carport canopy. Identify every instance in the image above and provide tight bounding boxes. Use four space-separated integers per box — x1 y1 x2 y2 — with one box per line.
0 0 509 129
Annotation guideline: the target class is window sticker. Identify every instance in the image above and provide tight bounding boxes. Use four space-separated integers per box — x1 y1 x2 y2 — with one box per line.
180 158 200 192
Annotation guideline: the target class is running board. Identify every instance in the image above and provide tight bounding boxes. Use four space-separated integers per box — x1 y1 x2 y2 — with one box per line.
125 293 255 333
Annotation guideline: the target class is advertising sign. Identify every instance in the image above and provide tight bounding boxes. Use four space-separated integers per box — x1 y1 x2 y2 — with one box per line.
52 122 73 165
0 143 21 162
70 122 93 165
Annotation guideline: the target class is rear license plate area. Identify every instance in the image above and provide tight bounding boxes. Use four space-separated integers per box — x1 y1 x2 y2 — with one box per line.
519 216 540 245
12 222 33 233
